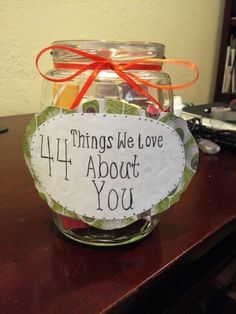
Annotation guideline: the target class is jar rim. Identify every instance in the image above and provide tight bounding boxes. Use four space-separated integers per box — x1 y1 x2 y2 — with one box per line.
52 40 165 63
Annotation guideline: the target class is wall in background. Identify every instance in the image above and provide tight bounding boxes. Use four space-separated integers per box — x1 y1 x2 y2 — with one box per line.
0 0 224 116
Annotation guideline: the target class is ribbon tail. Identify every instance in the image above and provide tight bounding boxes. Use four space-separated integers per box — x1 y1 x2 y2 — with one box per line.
70 64 103 109
115 69 164 111
128 61 199 90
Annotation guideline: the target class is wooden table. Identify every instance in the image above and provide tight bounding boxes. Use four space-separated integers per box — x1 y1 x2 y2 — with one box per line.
0 114 236 313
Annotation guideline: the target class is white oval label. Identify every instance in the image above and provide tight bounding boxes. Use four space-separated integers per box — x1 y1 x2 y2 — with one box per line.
30 113 185 220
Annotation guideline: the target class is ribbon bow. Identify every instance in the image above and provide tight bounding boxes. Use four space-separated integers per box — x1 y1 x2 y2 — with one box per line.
36 45 199 111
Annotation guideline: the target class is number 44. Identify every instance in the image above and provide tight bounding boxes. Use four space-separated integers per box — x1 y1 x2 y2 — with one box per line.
40 135 72 180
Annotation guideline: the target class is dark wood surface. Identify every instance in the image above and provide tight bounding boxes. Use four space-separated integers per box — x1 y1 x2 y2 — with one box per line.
0 114 236 314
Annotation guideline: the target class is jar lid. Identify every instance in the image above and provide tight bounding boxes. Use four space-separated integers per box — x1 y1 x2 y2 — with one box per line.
52 40 165 63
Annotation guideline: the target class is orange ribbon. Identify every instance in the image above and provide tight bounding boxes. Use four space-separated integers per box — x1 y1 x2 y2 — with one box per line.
36 45 199 111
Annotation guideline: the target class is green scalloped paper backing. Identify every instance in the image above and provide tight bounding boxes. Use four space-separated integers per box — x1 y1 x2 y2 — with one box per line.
23 99 198 230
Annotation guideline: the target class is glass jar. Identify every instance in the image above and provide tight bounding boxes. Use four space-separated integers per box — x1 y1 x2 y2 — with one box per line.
40 40 173 246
